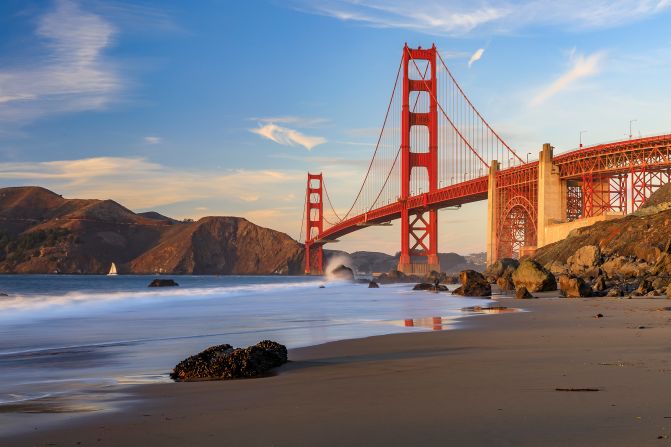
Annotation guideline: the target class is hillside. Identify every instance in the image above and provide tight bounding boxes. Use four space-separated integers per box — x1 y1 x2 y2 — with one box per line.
0 187 303 274
533 184 671 270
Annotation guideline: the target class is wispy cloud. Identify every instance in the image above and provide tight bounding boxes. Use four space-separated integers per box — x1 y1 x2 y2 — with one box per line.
250 122 327 150
144 136 162 144
0 0 121 124
530 49 605 107
290 0 671 36
468 48 485 68
252 116 330 128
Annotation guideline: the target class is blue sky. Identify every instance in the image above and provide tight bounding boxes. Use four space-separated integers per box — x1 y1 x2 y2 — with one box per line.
1 0 670 254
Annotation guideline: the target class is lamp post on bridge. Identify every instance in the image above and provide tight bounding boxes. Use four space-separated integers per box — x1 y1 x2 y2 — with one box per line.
629 120 637 140
579 130 587 149
526 152 531 163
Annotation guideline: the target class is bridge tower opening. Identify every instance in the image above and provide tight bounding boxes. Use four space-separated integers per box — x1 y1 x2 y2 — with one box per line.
304 173 324 275
398 44 440 275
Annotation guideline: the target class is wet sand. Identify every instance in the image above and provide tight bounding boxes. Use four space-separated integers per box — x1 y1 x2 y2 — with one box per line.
6 296 671 446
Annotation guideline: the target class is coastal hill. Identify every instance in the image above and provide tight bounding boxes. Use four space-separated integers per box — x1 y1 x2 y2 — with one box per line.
0 186 484 275
0 186 303 274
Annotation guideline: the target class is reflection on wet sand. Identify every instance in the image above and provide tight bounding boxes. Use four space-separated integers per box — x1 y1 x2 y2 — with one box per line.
460 306 517 314
402 317 454 331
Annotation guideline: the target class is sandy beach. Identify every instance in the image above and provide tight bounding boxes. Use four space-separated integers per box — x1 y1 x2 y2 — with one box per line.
6 295 671 447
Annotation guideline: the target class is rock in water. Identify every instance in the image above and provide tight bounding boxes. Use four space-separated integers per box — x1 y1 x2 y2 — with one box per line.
512 260 557 292
148 278 179 287
413 282 448 292
330 264 354 281
452 270 491 297
515 286 534 299
170 340 288 381
368 281 380 288
559 275 592 298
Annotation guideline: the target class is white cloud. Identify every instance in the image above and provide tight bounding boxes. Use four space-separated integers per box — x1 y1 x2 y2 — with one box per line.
291 0 671 36
0 0 121 123
468 48 485 68
144 136 162 144
530 50 605 107
250 122 326 150
253 116 330 128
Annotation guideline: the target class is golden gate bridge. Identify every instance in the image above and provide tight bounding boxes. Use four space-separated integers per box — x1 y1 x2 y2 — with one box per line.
300 44 671 275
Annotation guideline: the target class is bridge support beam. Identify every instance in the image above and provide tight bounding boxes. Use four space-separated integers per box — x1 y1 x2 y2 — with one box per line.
304 173 324 275
486 161 499 266
397 44 440 275
537 143 567 249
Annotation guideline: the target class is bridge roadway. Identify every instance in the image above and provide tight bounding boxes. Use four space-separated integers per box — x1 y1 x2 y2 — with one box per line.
312 133 671 246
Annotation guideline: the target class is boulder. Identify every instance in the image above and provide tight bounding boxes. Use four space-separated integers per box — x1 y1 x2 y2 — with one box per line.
170 340 288 381
413 282 448 292
496 276 515 292
606 287 623 297
559 275 591 298
601 256 649 279
546 260 568 276
635 279 653 295
148 278 179 287
651 277 670 291
452 270 492 297
566 245 601 275
368 281 379 288
512 259 557 292
515 286 534 299
666 283 671 299
485 258 519 282
331 264 354 281
592 276 607 292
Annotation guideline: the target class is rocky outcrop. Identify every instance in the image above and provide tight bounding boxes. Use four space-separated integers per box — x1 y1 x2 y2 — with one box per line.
413 282 448 292
566 245 601 276
148 279 179 287
485 258 519 283
170 340 288 381
496 276 515 292
559 275 591 298
368 281 379 288
515 286 534 299
512 260 557 292
452 270 491 297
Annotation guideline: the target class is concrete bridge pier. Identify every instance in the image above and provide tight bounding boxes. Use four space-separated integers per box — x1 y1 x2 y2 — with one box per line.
485 161 499 266
536 143 567 248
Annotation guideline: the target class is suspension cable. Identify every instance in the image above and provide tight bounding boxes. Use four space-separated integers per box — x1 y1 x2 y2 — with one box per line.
436 51 524 164
337 57 403 222
406 48 489 169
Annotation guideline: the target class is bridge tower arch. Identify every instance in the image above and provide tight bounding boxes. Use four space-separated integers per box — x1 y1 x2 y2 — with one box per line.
398 44 440 275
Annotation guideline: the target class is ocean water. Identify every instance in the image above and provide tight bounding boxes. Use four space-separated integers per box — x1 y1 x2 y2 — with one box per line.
0 274 494 432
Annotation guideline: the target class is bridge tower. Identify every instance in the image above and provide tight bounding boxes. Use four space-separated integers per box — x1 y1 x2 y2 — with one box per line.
304 173 324 275
398 44 440 275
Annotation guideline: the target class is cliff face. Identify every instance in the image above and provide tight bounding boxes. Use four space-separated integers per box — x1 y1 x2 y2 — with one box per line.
0 187 304 275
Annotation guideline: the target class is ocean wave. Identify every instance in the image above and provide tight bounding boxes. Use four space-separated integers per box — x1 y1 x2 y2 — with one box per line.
0 279 328 315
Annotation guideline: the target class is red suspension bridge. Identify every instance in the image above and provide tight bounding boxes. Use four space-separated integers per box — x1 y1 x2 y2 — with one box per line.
301 43 671 275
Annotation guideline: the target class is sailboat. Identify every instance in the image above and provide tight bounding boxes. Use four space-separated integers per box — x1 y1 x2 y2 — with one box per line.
107 262 118 276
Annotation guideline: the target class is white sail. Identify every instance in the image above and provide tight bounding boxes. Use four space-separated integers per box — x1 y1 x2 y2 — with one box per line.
108 262 118 276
